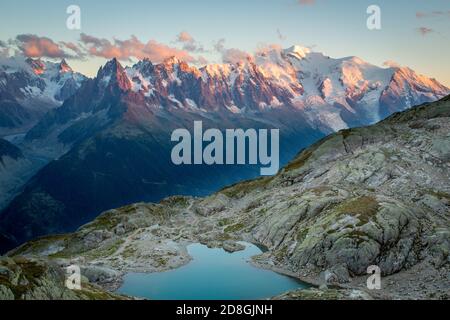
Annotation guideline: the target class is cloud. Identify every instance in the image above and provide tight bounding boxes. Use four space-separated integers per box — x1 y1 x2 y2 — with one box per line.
416 12 427 18
212 38 252 64
61 41 86 58
175 31 205 53
0 41 8 57
383 60 401 68
222 48 253 64
416 10 450 18
4 33 206 64
80 33 197 63
298 0 315 5
176 31 194 43
14 34 76 59
79 33 105 47
214 38 226 52
417 27 434 36
196 55 209 65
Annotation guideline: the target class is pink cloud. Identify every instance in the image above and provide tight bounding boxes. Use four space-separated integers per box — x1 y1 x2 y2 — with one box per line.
416 12 427 18
80 33 196 63
176 31 194 43
298 0 315 5
416 10 450 18
15 34 73 58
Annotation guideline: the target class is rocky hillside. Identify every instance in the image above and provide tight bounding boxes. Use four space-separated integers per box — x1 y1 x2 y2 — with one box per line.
0 256 128 300
3 95 449 300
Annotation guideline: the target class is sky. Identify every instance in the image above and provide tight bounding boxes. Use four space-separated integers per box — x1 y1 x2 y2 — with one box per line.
0 0 449 86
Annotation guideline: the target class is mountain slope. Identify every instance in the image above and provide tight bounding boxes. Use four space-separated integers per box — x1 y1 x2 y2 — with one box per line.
0 138 22 161
7 95 449 300
0 256 129 300
0 139 33 213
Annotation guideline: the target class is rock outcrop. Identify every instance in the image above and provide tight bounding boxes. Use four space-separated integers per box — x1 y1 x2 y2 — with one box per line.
0 256 128 300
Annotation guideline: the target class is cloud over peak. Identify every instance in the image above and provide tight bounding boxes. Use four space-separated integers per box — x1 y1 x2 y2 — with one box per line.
14 34 74 59
213 38 253 64
80 33 198 63
383 60 401 68
2 33 208 65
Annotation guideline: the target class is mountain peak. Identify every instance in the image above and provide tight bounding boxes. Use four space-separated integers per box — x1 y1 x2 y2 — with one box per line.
163 56 181 66
98 58 131 91
103 57 122 71
284 45 312 60
98 58 123 76
134 58 154 77
59 59 72 73
25 57 46 75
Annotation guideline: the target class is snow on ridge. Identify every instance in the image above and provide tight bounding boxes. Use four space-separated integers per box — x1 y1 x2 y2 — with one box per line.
0 55 86 104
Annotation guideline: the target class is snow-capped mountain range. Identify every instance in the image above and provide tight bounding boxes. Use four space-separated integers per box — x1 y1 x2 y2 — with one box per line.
92 45 448 132
0 56 86 135
1 45 448 139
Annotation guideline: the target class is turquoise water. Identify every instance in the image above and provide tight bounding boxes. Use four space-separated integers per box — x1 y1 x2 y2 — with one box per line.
117 242 308 300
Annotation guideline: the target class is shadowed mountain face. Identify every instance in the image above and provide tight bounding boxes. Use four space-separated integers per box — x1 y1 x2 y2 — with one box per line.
0 47 448 251
0 139 26 253
0 138 22 162
0 139 30 210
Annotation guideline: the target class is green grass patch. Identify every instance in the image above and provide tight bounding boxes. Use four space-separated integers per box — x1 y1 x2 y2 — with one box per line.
335 196 379 225
217 218 233 227
224 223 245 233
220 177 272 199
